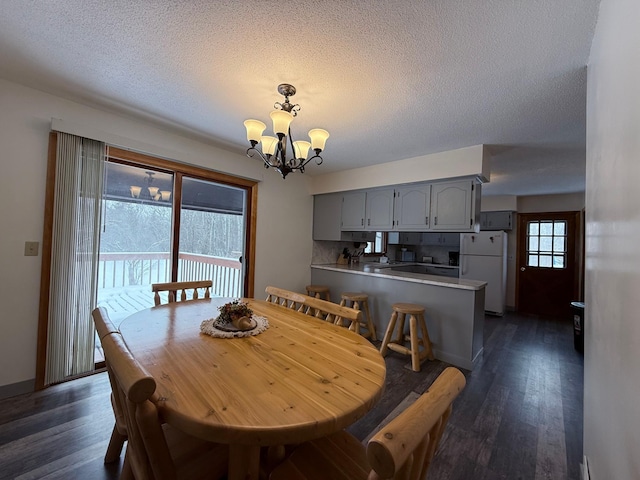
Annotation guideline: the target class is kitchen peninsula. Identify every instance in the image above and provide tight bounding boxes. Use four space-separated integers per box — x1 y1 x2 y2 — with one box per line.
311 263 486 370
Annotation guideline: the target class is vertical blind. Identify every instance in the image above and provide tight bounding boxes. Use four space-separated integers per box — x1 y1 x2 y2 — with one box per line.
45 132 105 385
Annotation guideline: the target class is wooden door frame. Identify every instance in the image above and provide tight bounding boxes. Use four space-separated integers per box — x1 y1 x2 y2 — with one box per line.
36 140 258 389
515 211 582 314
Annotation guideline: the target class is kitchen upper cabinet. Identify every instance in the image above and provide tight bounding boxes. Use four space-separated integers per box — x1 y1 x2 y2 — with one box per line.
313 193 343 241
480 211 513 230
430 180 478 231
342 231 376 242
388 232 423 245
394 185 431 231
319 179 480 235
420 232 460 246
341 191 367 230
365 188 395 231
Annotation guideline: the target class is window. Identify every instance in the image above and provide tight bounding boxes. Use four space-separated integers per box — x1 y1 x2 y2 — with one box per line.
526 220 567 268
364 232 387 255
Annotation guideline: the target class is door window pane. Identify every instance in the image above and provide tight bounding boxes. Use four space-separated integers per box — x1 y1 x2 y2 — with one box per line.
525 220 567 269
97 163 174 322
539 255 552 267
554 222 566 235
178 177 245 298
539 236 553 251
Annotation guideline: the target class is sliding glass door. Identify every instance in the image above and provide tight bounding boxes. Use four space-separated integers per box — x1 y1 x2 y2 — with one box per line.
96 157 253 329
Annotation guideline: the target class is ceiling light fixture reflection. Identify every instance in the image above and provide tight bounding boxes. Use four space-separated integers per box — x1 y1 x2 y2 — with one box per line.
130 172 171 201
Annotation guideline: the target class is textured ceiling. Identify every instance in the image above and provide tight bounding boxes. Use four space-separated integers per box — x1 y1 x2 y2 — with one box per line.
0 0 600 196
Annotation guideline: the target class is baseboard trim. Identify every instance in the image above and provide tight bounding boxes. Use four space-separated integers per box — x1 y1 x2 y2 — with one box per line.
0 378 35 400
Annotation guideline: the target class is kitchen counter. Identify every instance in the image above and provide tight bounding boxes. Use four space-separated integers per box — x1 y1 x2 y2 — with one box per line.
311 263 485 291
311 263 486 370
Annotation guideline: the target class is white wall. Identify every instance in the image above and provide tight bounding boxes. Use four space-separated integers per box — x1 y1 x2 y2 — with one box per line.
0 78 313 390
584 0 640 479
309 144 489 195
481 195 517 212
517 192 585 213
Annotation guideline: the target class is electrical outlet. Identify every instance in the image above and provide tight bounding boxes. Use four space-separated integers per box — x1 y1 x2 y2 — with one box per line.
24 241 39 256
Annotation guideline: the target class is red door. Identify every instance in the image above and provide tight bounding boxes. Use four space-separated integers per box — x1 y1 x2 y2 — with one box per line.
516 212 580 318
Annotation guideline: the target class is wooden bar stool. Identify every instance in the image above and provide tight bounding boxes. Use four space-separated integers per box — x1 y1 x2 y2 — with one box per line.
380 303 435 372
339 292 377 340
305 285 331 302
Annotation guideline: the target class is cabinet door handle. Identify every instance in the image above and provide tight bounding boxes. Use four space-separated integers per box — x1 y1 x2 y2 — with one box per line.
367 218 370 226
425 216 429 225
434 216 438 225
361 218 364 226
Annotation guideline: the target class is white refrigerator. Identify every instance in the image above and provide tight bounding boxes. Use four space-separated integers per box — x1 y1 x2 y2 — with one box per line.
459 231 507 315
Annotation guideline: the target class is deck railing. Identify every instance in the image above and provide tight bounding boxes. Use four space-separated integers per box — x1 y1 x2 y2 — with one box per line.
98 251 242 298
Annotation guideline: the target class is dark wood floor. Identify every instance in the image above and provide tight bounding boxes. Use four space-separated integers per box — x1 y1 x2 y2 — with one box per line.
0 311 583 480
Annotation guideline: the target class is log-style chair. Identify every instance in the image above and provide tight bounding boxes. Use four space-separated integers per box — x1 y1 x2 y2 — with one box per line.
151 280 212 306
92 307 127 464
265 285 308 311
101 330 228 480
303 295 363 330
269 367 466 480
265 286 362 328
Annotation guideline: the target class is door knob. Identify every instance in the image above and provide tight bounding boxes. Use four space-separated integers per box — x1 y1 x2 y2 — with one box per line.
520 267 525 271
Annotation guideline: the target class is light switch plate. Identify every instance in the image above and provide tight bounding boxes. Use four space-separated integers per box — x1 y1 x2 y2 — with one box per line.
24 241 39 256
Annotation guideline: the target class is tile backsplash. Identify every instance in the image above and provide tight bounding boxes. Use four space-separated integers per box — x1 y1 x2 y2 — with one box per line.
312 241 373 264
313 240 460 265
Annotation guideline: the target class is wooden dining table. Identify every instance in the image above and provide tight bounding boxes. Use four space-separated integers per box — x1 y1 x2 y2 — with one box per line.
118 297 387 480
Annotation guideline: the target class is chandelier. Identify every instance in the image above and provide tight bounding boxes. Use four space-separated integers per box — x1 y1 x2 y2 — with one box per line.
244 84 329 179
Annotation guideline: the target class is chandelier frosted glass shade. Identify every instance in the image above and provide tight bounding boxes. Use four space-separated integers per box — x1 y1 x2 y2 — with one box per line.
309 129 330 152
260 136 278 156
243 119 266 143
269 110 294 135
243 84 329 179
293 141 311 160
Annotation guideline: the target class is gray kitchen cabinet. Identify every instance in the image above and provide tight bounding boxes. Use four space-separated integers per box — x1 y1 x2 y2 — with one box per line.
343 231 376 242
394 185 431 231
313 193 343 240
430 180 479 231
388 232 423 245
421 232 460 246
341 191 367 230
318 179 480 235
365 188 395 231
480 211 513 230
